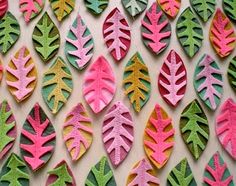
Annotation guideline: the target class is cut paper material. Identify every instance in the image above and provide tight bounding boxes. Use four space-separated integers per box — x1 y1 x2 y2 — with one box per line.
223 0 236 21
122 0 148 17
65 13 94 70
203 151 234 186
32 12 60 62
176 7 203 58
157 0 180 18
85 156 116 186
102 101 134 167
144 104 175 169
0 100 16 160
0 59 3 83
0 153 29 186
209 8 236 58
42 57 73 114
141 2 171 55
6 46 37 102
0 12 20 54
63 103 93 161
126 158 160 186
194 54 223 110
85 0 108 15
158 50 187 107
20 103 56 171
83 56 116 114
216 98 236 160
227 56 236 92
103 8 131 61
0 0 7 18
180 99 209 160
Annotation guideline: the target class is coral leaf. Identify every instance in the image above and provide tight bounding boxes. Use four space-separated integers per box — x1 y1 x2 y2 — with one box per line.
157 0 180 18
122 0 148 17
85 0 108 15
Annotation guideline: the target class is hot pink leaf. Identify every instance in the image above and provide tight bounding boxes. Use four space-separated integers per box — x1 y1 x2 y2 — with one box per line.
0 0 8 18
157 0 180 18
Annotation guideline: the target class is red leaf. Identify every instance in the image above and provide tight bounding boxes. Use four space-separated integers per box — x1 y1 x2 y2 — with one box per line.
0 0 8 18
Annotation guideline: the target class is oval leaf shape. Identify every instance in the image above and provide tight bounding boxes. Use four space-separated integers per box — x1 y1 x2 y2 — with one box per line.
209 8 236 58
180 99 209 160
176 7 203 58
123 52 151 112
6 46 37 102
194 54 223 110
83 56 116 114
63 103 93 161
0 59 3 83
102 101 134 167
0 0 8 18
20 103 56 171
158 50 187 107
85 0 108 15
32 12 60 62
223 0 236 21
227 56 236 92
122 0 148 17
103 8 131 61
157 0 180 18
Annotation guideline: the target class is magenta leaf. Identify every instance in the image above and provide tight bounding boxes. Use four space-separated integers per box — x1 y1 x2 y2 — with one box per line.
0 0 8 18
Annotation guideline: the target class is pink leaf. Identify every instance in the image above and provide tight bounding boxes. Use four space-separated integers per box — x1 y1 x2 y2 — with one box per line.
0 0 8 18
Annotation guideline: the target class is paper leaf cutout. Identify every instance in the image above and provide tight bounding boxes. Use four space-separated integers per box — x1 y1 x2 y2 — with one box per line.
123 52 151 112
46 160 76 186
0 153 29 186
203 151 234 186
32 12 60 62
157 0 180 18
223 0 236 21
176 7 203 58
103 8 131 61
167 158 197 186
85 0 108 15
83 56 116 114
0 59 3 83
194 54 223 110
0 0 7 18
42 57 73 114
216 98 236 160
180 99 209 160
227 56 236 92
122 0 148 17
63 103 93 161
0 100 16 160
0 12 20 54
158 50 187 107
85 156 116 186
102 101 134 167
20 103 56 171
65 13 94 70
19 0 45 23
209 9 236 58
6 46 37 102
141 2 171 55
126 158 160 186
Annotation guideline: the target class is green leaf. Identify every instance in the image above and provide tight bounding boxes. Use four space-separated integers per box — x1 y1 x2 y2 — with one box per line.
223 0 236 21
227 56 236 92
84 0 108 15
122 0 148 17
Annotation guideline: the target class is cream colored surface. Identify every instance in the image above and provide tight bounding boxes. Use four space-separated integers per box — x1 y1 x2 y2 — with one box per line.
1 0 236 185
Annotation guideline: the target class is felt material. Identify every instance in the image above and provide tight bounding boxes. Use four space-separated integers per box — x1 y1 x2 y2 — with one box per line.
144 104 175 169
20 103 56 171
6 46 37 102
63 103 93 161
0 59 3 83
158 50 187 107
83 56 116 114
123 52 151 112
85 0 109 15
122 0 148 17
103 8 131 61
180 99 209 160
176 7 203 58
216 98 236 160
65 13 94 70
157 0 180 18
223 0 236 21
32 12 60 62
0 11 20 54
194 54 223 110
141 3 171 55
42 57 73 114
102 101 134 167
0 0 7 18
227 56 236 92
126 158 160 186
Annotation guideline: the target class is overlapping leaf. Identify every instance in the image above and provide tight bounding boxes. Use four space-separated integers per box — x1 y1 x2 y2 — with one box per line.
223 0 236 21
85 0 108 15
227 56 236 92
0 0 8 18
0 59 3 83
122 0 148 17
157 0 180 18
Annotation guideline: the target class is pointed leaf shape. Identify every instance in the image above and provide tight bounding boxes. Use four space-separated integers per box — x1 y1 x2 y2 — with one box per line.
85 0 108 15
102 101 134 167
141 3 171 55
122 0 148 17
223 0 236 21
123 52 151 112
0 0 7 18
85 156 116 186
209 9 236 58
158 50 187 107
83 56 116 114
157 0 180 18
20 103 56 171
103 8 131 61
180 99 209 159
42 57 73 114
227 56 236 92
63 103 93 161
65 13 94 70
0 59 3 83
0 153 29 186
126 158 160 186
32 12 60 62
176 7 203 58
194 54 223 110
